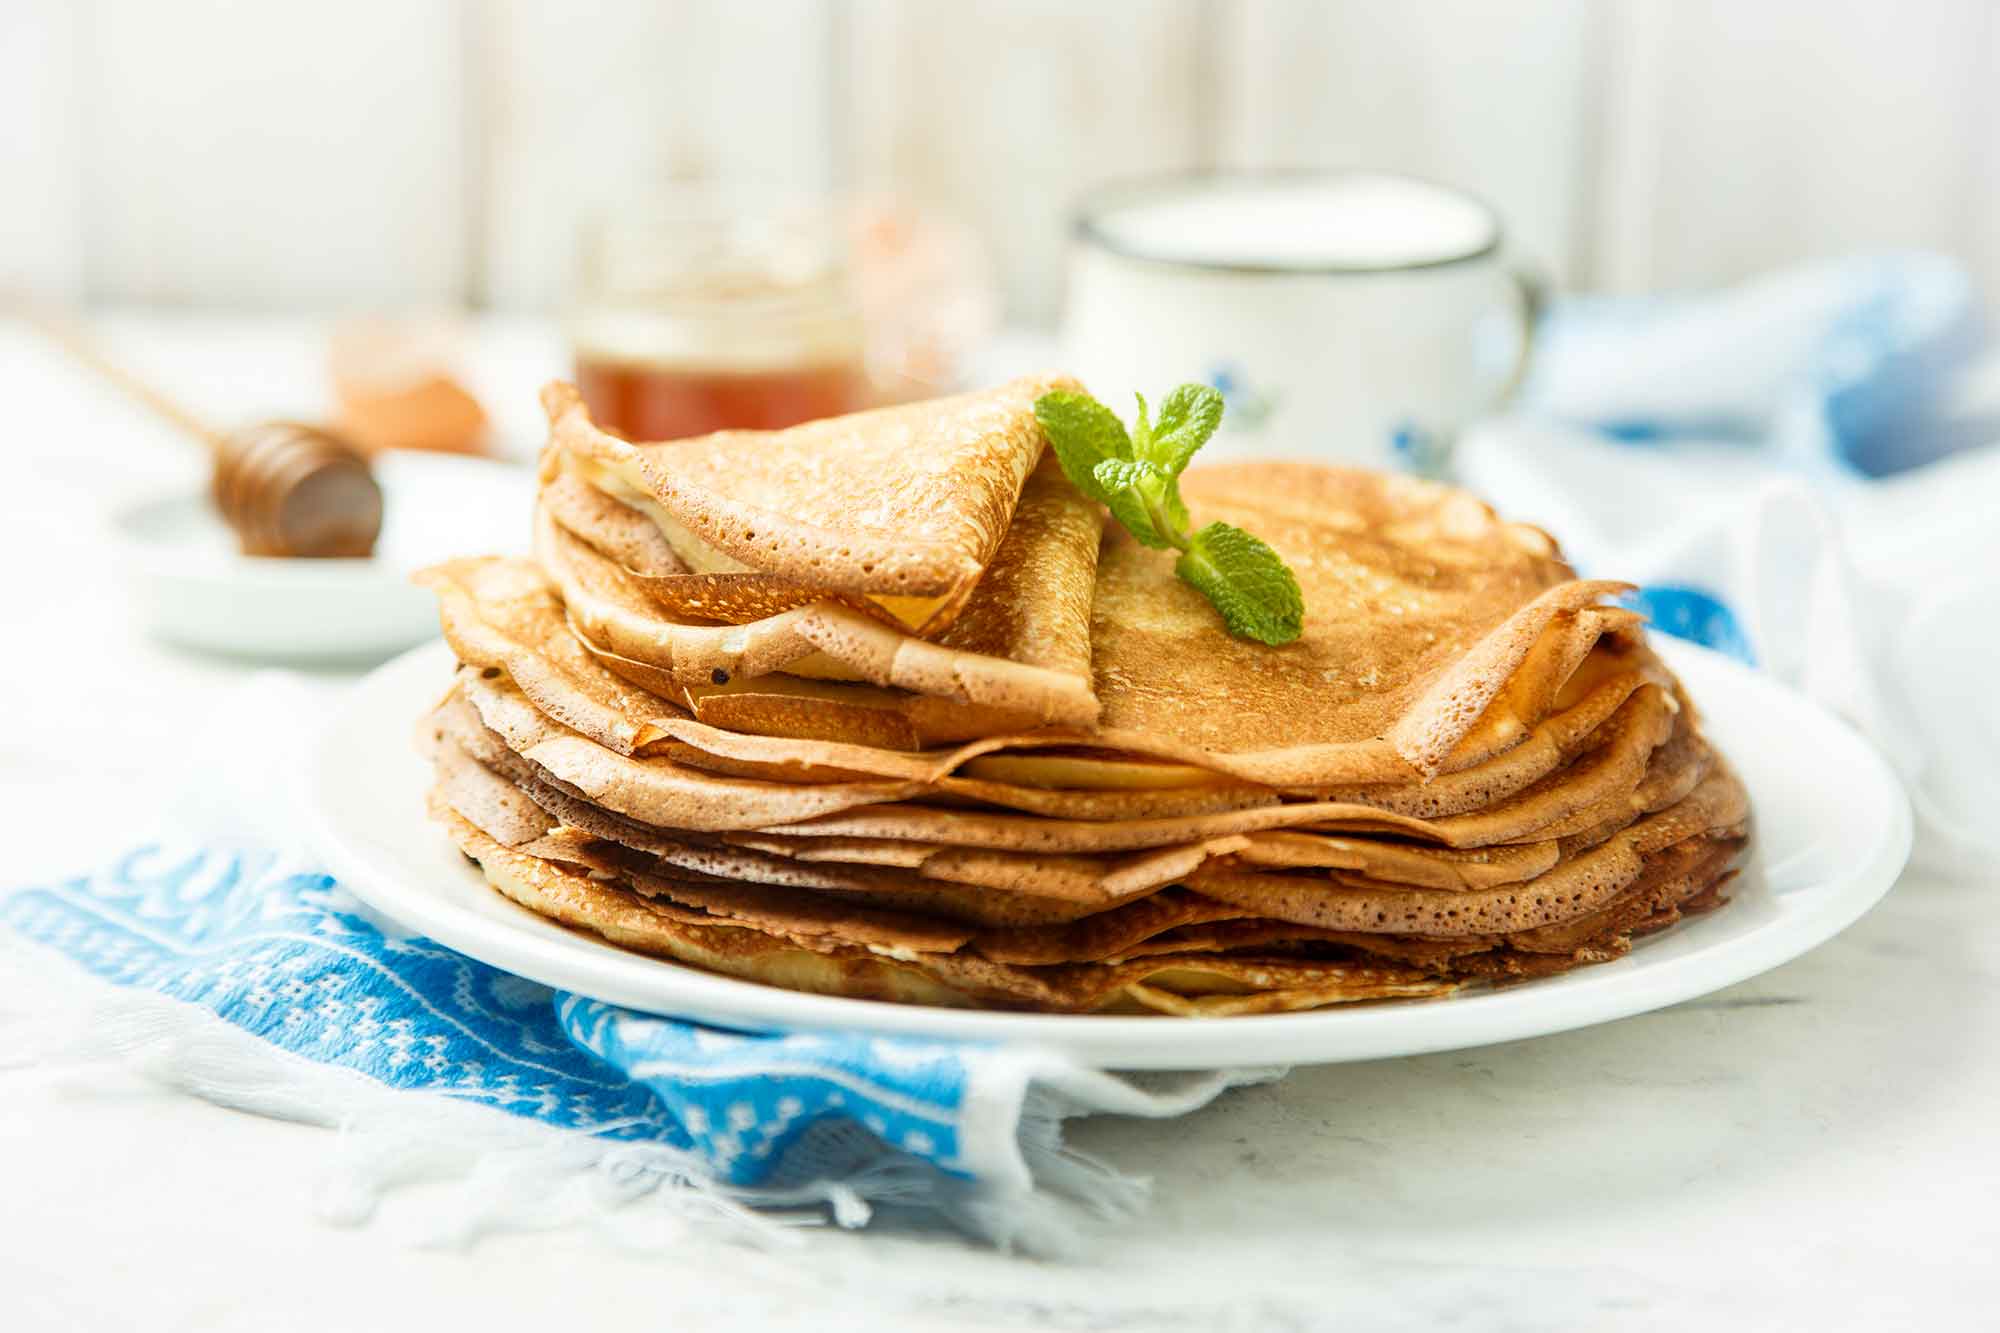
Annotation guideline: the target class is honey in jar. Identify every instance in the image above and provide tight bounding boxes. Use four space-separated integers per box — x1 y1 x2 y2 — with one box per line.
569 200 870 440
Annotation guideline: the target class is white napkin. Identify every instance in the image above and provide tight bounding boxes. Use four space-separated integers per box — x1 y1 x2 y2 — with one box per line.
1460 255 2000 870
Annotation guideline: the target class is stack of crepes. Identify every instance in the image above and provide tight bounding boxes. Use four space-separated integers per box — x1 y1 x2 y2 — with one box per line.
417 375 1750 1017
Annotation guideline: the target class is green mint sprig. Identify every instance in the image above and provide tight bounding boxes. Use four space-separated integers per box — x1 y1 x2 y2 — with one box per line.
1033 384 1304 645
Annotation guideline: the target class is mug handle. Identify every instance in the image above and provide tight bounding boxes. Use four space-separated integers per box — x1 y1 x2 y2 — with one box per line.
1490 262 1548 408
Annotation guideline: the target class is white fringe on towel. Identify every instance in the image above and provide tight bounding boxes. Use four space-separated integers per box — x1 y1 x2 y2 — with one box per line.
0 927 1280 1255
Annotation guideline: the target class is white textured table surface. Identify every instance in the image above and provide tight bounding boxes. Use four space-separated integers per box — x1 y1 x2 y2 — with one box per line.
2 317 1994 1332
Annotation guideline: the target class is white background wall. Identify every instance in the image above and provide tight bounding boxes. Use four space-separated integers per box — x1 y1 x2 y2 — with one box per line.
6 0 1996 324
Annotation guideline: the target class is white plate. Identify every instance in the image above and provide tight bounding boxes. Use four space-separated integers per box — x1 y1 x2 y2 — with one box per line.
113 452 531 663
304 637 1911 1070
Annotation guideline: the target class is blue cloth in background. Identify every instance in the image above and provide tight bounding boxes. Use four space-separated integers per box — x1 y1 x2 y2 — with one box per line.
1493 251 1991 663
1521 252 1986 478
1621 586 1755 667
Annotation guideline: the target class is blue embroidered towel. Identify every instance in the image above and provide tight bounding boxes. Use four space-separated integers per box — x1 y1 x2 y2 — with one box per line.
0 678 1275 1251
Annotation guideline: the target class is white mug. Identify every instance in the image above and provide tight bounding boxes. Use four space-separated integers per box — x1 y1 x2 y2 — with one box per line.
1061 170 1540 474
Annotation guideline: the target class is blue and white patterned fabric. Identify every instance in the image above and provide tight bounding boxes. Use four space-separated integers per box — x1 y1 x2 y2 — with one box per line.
1 836 1267 1246
4 845 672 1137
1459 251 2000 863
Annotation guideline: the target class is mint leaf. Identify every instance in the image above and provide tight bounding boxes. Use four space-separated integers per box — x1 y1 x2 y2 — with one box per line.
1042 383 1304 644
1175 522 1304 645
1148 384 1224 474
1092 458 1175 549
1034 392 1131 504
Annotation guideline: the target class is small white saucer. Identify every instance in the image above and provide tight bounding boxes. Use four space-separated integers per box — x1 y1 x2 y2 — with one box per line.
112 451 531 663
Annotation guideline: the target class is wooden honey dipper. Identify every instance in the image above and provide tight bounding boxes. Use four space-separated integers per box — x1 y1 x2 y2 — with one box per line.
34 315 385 559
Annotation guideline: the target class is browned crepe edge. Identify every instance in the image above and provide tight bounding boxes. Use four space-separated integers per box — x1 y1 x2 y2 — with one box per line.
537 505 1099 725
540 375 1069 606
1186 764 1749 937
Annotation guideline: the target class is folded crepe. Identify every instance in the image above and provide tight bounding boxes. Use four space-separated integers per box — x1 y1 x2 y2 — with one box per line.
537 452 1103 730
541 374 1075 635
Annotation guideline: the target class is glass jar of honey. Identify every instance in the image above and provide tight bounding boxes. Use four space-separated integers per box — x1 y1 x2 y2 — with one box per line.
568 198 870 440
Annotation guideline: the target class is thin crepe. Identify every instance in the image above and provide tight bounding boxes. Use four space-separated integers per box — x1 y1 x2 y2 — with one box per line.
427 547 1665 824
435 750 1741 974
1081 463 1631 782
543 455 1636 785
1186 765 1749 937
429 695 1256 907
447 656 1683 850
437 801 1461 1014
533 453 1101 727
542 374 1074 634
434 790 1738 1010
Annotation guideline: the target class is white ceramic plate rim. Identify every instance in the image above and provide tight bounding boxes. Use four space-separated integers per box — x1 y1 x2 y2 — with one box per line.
303 637 1911 1070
